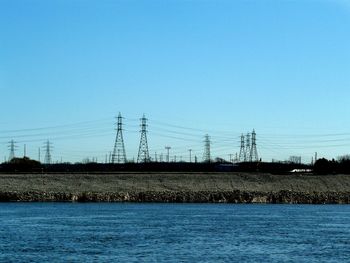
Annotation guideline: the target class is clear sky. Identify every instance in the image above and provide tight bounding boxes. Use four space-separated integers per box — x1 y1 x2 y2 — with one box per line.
1 0 350 163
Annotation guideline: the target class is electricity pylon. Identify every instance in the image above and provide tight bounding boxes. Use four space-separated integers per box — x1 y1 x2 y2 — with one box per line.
137 114 150 163
112 113 127 163
239 134 246 162
165 146 171 162
8 140 17 161
245 132 251 162
203 134 211 163
250 129 259 162
43 140 53 164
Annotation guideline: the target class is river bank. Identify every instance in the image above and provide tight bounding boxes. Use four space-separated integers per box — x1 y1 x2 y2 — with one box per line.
0 172 350 203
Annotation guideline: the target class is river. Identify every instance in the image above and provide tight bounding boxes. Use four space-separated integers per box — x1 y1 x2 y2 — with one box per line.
0 203 349 262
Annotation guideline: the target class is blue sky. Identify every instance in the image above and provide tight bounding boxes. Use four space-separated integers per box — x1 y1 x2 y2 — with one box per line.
1 0 350 163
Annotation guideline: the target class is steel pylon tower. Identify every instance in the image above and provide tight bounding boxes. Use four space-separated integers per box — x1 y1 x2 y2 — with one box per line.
165 146 171 162
8 140 17 161
203 134 211 163
250 129 258 162
239 134 246 162
245 132 251 162
112 113 127 164
43 140 53 164
137 114 150 163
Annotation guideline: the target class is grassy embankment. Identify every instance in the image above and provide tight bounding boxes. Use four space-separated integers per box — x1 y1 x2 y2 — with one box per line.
0 172 350 203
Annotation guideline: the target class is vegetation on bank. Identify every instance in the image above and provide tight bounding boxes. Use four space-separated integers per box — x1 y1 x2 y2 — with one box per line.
1 156 350 175
0 157 309 174
313 157 350 174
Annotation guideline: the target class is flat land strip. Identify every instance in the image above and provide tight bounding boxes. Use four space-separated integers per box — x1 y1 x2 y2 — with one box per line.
0 172 350 203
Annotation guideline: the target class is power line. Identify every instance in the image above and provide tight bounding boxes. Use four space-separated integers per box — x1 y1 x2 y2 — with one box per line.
0 118 112 134
2 114 350 163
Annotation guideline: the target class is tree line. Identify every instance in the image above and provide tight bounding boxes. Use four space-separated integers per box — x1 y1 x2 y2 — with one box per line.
1 155 350 174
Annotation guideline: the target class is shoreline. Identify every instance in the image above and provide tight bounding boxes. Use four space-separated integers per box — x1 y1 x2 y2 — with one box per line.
1 190 350 204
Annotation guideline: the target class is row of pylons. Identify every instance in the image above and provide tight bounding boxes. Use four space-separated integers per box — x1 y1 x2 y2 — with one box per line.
7 139 53 164
238 130 258 162
5 114 258 164
112 113 258 164
112 113 150 164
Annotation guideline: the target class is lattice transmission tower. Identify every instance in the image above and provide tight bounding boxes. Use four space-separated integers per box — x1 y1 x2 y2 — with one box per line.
250 129 259 162
245 132 251 162
43 140 53 164
112 113 127 164
239 134 246 162
8 140 17 161
165 146 171 162
203 134 211 163
137 114 150 163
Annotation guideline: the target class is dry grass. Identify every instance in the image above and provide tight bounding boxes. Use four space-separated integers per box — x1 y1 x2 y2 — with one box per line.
0 172 350 193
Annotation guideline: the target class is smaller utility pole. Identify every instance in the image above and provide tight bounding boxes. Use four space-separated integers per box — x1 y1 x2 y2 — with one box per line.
189 149 192 163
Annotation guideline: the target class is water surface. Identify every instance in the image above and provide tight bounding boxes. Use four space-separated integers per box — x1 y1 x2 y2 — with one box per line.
0 203 349 262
